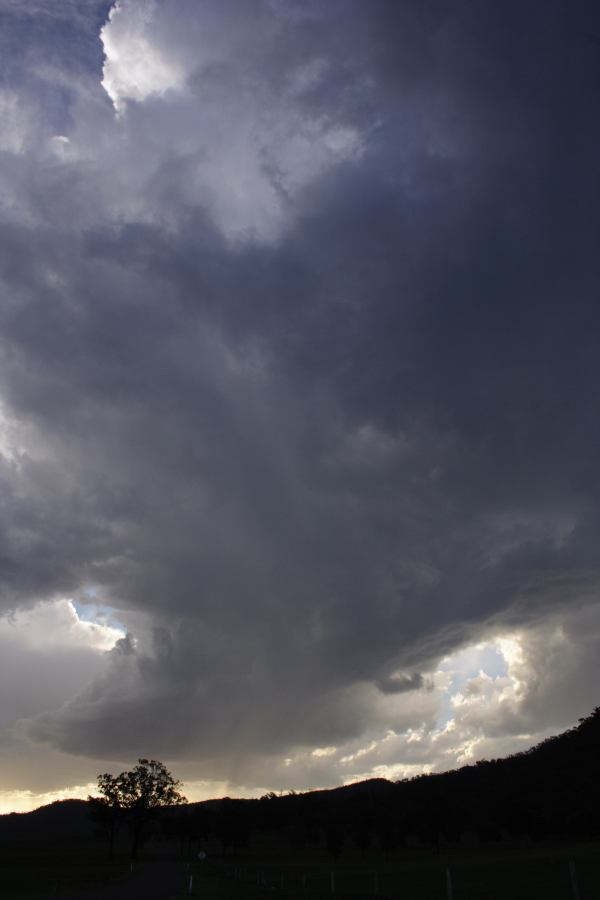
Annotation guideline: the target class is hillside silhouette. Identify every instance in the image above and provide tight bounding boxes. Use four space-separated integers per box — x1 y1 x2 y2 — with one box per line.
1 707 598 851
0 799 95 841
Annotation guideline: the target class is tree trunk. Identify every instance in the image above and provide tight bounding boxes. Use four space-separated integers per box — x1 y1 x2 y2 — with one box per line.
131 824 141 859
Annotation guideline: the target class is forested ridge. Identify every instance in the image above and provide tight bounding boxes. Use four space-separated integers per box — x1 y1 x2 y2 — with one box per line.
1 707 598 850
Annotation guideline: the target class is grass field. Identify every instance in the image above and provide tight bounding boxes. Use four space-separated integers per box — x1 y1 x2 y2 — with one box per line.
0 839 131 898
172 841 600 900
0 836 598 899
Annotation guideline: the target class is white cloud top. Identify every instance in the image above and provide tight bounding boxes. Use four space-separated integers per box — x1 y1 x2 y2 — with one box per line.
101 0 187 110
98 0 364 241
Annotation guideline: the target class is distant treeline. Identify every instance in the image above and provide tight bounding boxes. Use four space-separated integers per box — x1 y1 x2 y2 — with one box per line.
162 706 600 856
1 707 598 853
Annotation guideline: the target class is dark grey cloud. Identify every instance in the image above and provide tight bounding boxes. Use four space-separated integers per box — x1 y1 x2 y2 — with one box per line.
376 674 425 695
0 0 599 788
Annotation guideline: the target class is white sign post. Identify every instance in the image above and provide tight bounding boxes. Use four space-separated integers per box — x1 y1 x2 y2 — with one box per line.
446 867 453 900
569 861 581 900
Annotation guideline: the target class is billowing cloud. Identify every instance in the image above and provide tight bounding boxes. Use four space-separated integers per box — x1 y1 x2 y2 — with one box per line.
101 0 188 109
98 0 365 240
0 598 123 810
0 0 599 806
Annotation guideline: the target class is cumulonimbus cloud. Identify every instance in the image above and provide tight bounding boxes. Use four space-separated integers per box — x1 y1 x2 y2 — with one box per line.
0 0 599 795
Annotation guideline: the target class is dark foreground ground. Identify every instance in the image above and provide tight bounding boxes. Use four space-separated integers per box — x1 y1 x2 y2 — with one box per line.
1 837 599 900
175 841 600 900
69 859 190 899
0 841 192 899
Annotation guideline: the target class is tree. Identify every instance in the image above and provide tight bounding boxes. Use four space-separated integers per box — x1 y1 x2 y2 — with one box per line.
353 818 372 858
89 773 123 859
90 758 186 859
324 819 344 860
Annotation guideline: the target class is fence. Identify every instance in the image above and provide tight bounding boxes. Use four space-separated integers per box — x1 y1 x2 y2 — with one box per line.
183 852 600 900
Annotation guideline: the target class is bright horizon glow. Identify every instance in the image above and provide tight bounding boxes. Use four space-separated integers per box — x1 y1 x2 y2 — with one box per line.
0 782 98 815
0 631 535 815
0 779 262 815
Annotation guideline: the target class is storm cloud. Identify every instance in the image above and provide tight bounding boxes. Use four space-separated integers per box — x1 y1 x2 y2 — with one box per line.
0 0 599 803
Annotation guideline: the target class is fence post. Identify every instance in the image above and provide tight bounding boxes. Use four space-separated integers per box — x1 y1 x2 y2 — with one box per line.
569 861 581 900
446 866 453 900
374 872 379 895
188 874 193 895
331 870 335 893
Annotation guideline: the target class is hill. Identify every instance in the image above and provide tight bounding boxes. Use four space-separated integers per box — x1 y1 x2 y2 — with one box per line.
0 799 96 841
0 707 598 848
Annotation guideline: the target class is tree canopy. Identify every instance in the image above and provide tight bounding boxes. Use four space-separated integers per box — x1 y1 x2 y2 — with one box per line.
101 758 187 811
91 758 186 857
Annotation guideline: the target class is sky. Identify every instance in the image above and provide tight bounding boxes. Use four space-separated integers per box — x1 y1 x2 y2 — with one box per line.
0 0 599 813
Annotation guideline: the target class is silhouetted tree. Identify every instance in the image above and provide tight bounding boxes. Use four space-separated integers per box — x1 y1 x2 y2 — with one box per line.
215 798 250 857
353 819 372 857
324 820 344 860
91 758 186 859
88 774 122 859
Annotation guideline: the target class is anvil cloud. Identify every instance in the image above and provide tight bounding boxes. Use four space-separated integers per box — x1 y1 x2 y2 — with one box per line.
0 0 599 810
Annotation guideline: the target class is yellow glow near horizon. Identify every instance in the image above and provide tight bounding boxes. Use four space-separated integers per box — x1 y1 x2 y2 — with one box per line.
0 782 98 815
0 779 265 815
